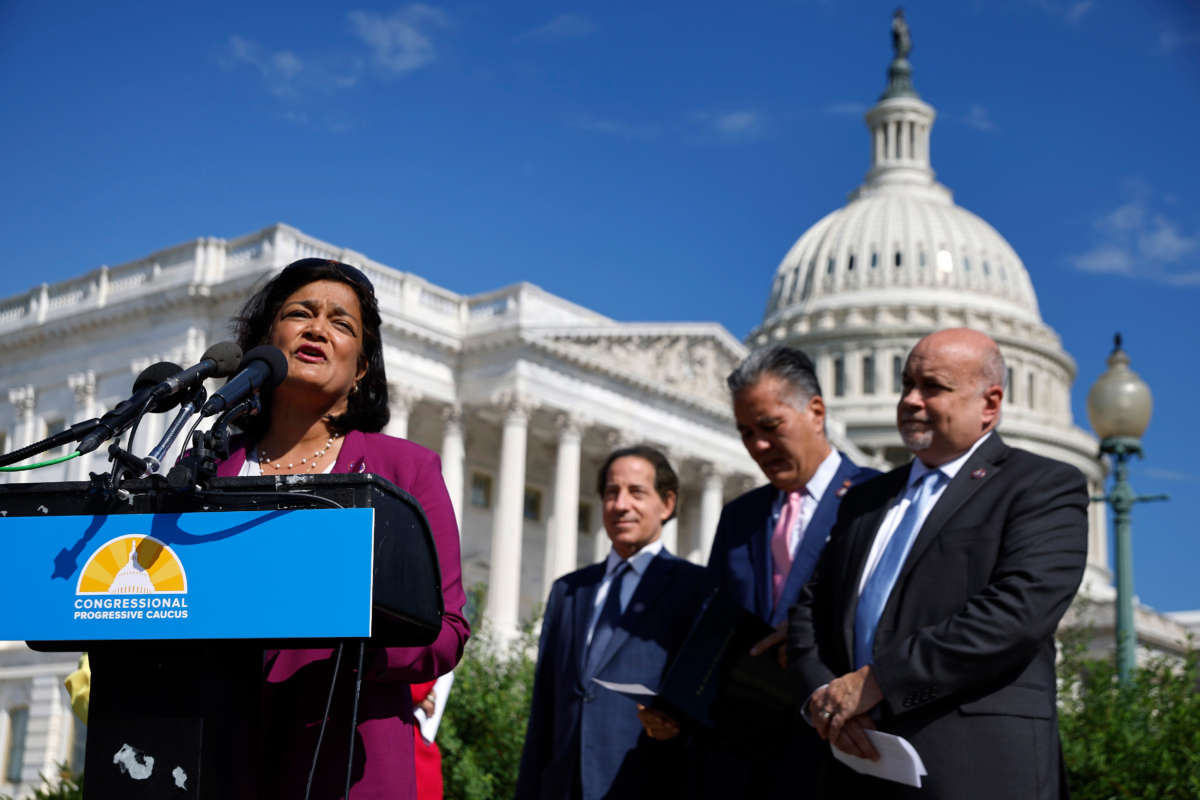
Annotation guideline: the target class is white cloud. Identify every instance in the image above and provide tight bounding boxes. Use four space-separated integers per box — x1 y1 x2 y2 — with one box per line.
1143 467 1200 483
1068 184 1200 285
1071 245 1133 275
348 5 450 75
1065 1 1093 24
825 101 867 116
224 35 306 97
568 113 659 140
964 104 996 132
518 13 597 42
691 110 767 142
1159 30 1200 54
1031 0 1094 23
222 33 364 100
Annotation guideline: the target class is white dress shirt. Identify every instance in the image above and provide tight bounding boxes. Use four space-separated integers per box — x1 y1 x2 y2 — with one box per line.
769 449 843 569
585 537 665 647
856 432 993 596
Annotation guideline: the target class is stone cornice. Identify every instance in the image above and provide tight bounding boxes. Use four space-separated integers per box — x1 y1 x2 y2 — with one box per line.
0 283 228 352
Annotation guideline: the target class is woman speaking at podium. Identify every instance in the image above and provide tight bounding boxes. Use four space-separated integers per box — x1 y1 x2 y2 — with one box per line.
213 258 469 799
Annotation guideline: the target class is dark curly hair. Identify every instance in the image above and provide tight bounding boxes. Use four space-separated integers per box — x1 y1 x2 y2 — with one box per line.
232 258 390 438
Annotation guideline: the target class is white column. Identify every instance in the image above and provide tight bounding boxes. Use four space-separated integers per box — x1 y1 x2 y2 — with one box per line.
485 396 530 637
385 385 416 439
544 414 582 595
593 519 609 563
68 372 96 480
7 385 36 483
8 385 36 448
439 405 465 535
697 465 724 563
661 518 679 555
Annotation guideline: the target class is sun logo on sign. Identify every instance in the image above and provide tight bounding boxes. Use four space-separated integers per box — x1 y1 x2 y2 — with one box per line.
76 535 187 594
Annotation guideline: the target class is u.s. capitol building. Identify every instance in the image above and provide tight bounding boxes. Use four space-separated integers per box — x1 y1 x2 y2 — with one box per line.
0 22 1190 798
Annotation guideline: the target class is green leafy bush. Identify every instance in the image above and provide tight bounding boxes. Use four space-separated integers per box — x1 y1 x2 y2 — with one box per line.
1059 638 1200 800
0 763 82 800
438 586 538 800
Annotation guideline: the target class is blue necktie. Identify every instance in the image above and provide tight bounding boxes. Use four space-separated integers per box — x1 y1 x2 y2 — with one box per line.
584 561 632 679
854 469 943 669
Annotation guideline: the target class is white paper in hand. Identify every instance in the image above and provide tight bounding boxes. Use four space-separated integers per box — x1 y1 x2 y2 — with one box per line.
591 678 658 704
830 729 927 788
414 671 455 744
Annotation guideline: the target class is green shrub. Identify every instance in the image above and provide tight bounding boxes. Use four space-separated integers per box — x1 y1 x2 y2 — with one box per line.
1059 638 1200 800
0 763 82 800
438 586 538 800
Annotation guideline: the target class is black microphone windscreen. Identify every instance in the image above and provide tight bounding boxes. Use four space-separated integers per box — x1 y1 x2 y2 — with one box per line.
132 362 183 394
241 345 289 388
202 341 243 377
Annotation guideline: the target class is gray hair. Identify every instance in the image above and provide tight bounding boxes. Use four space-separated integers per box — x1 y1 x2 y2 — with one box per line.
726 345 823 410
980 345 1006 394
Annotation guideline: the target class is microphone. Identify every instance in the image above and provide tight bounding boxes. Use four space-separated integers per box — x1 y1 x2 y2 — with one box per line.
200 345 288 417
76 361 183 455
143 385 207 475
150 341 243 404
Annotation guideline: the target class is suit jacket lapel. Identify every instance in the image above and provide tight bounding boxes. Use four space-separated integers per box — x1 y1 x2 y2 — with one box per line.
589 552 676 678
775 457 857 620
894 434 1009 589
747 489 775 619
574 566 604 679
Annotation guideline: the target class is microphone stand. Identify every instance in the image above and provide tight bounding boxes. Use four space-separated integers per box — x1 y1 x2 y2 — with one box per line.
0 418 101 467
167 394 260 492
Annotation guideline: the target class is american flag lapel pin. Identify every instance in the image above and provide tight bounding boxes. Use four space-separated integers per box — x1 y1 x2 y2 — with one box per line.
971 468 987 480
835 479 853 497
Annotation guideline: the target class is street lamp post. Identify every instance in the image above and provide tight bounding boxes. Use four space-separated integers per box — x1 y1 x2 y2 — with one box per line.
1086 334 1168 685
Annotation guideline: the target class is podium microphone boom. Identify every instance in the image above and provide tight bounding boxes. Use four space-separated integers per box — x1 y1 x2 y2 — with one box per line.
199 346 288 417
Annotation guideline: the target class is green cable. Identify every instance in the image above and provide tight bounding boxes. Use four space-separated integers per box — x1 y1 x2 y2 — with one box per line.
0 452 81 471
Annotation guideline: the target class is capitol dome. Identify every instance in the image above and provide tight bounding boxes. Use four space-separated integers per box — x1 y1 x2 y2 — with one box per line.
749 18 1107 587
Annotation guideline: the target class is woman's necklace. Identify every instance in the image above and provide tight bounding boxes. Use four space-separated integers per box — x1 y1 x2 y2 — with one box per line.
258 432 341 473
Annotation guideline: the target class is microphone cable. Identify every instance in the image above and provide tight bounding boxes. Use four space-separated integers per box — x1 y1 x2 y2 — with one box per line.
305 642 345 800
0 452 80 472
346 641 366 800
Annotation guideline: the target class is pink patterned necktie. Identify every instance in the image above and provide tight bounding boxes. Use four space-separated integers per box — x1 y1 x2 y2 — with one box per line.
771 490 804 606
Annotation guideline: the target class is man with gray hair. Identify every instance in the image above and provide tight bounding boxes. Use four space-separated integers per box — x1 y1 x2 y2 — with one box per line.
789 328 1087 798
703 345 878 797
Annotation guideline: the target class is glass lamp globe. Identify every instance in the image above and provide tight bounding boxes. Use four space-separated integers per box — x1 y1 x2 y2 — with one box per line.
1086 334 1153 440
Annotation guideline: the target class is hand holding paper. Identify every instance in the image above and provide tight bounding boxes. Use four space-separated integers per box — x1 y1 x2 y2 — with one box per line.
830 729 927 788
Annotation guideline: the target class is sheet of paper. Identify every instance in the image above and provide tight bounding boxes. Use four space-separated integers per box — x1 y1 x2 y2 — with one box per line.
414 671 455 744
829 729 927 788
591 678 658 703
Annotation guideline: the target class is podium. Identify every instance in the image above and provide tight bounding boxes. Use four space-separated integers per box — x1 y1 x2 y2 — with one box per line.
0 474 444 799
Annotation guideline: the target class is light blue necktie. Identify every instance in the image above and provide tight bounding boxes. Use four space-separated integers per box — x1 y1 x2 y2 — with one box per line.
854 469 943 669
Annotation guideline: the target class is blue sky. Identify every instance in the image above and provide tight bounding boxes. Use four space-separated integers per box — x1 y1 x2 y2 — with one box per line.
2 1 1199 611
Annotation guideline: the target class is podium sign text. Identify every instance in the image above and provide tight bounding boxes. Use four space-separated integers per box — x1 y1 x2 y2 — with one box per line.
0 508 375 640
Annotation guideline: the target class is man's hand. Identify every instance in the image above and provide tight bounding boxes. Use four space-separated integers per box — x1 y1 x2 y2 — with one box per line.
418 689 436 717
830 715 879 761
636 705 680 740
748 620 788 669
808 666 883 745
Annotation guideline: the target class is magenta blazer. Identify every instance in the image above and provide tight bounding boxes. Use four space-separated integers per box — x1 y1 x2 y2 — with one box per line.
217 430 470 800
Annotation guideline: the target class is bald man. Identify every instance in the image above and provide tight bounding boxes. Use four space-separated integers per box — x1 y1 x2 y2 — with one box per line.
788 328 1088 799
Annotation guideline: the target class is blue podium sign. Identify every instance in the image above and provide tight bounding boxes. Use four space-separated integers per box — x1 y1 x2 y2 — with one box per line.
0 508 375 641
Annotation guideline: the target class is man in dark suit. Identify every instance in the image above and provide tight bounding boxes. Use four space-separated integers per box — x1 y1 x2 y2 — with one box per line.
674 345 876 798
789 328 1088 799
516 445 715 800
710 345 877 631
